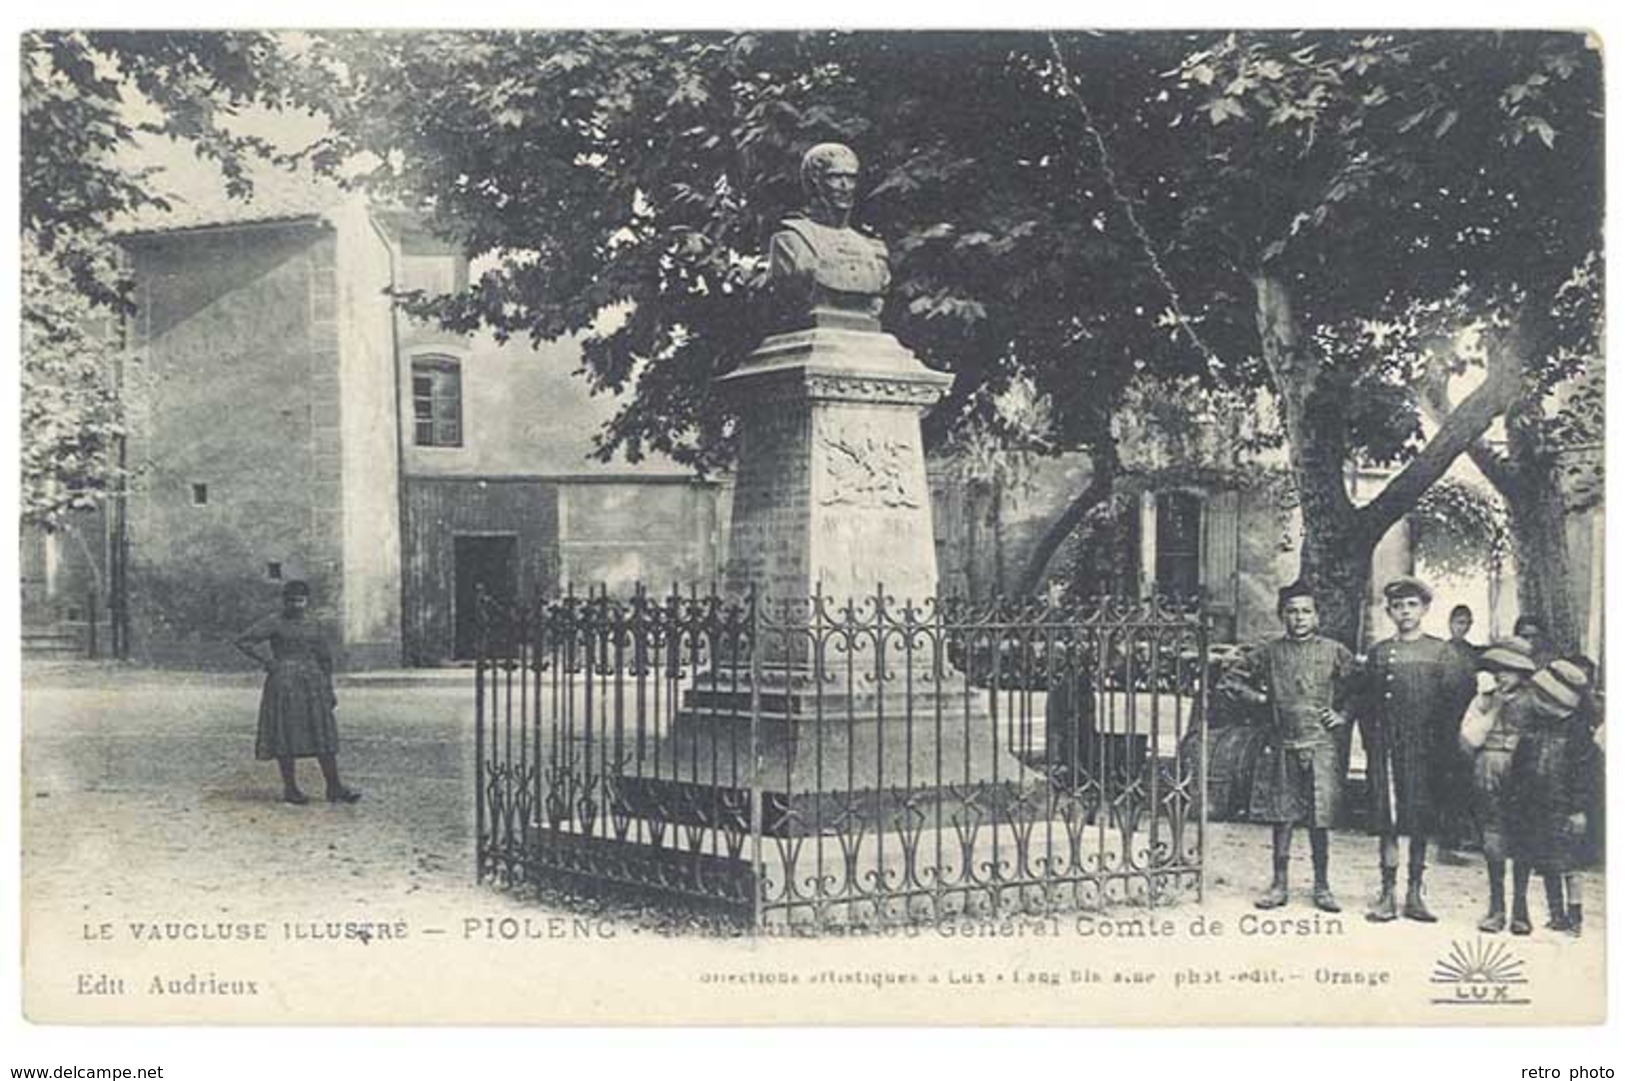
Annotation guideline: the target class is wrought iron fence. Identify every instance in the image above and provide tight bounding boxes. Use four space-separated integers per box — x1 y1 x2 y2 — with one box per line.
476 586 1208 931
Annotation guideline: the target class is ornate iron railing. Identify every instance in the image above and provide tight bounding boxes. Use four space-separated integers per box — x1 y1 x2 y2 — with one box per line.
475 586 1208 932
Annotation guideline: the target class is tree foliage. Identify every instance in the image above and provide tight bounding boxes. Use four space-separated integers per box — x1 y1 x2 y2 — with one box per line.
19 31 1602 638
20 237 126 526
20 30 297 525
22 31 297 308
1411 477 1509 579
1142 30 1601 639
289 31 1222 475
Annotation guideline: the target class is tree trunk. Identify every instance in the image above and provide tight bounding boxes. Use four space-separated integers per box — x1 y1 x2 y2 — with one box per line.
1500 408 1582 654
1297 519 1377 650
1503 471 1579 655
1255 274 1520 648
1253 274 1367 646
1420 326 1583 656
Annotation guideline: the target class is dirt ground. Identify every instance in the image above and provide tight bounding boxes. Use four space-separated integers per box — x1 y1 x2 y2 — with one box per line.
21 662 1605 935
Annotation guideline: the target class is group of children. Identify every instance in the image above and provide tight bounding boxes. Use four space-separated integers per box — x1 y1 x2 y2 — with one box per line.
1228 577 1601 937
1460 635 1600 936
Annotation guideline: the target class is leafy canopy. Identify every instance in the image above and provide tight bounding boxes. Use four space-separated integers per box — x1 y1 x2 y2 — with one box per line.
293 31 1221 472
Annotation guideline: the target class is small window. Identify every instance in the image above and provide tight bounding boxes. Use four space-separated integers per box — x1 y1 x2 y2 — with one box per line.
191 483 209 506
400 254 460 297
412 356 463 448
266 561 283 581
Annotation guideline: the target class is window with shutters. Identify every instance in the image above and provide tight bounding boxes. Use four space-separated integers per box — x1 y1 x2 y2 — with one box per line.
1200 489 1241 615
1133 488 1240 622
1154 491 1203 601
1200 489 1241 640
412 356 462 447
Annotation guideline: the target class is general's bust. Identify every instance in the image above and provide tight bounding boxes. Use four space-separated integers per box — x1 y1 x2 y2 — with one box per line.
766 143 891 327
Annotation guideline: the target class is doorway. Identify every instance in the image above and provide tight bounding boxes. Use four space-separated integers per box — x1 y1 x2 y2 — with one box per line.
454 534 518 660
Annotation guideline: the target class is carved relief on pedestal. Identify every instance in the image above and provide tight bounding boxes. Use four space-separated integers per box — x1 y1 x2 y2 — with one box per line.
818 430 921 509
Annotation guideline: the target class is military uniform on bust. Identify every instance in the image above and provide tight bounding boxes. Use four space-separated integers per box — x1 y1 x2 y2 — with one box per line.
767 216 890 321
764 143 891 330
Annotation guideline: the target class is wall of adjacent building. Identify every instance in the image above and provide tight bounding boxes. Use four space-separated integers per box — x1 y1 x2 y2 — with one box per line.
19 510 110 658
121 220 346 667
928 456 1094 603
388 235 728 657
926 451 1430 650
332 201 405 666
557 479 724 596
399 476 559 665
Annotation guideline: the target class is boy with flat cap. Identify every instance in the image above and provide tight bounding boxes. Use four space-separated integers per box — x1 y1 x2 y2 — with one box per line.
1359 576 1477 922
1232 582 1359 912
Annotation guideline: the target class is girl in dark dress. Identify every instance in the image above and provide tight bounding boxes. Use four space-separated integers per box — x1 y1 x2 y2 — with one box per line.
234 580 361 805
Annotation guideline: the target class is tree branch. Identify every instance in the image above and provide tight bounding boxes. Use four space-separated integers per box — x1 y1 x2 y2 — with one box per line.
1014 437 1120 596
1359 326 1520 540
1418 346 1518 496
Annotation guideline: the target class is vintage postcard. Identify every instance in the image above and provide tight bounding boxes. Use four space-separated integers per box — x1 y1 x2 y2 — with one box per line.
17 27 1607 1026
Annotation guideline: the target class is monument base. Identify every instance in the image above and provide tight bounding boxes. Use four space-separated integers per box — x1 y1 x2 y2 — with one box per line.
614 666 1034 836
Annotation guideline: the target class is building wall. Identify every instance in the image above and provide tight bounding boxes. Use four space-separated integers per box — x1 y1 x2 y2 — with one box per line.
396 332 690 480
387 237 726 654
388 234 656 483
929 451 1430 649
386 239 694 484
401 477 560 665
122 221 345 667
399 476 726 663
19 512 110 659
332 202 404 666
928 455 1094 601
559 480 724 596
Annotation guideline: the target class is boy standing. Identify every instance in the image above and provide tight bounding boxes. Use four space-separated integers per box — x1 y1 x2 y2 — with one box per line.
1235 583 1359 912
1360 576 1476 922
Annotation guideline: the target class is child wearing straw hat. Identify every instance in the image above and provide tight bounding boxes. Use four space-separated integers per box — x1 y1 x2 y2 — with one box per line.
1505 659 1596 936
1457 637 1538 932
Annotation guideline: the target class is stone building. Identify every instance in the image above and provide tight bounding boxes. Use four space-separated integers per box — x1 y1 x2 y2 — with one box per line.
930 455 1318 644
27 177 721 668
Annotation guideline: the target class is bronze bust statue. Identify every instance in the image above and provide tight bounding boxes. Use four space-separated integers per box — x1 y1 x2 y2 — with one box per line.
766 143 891 328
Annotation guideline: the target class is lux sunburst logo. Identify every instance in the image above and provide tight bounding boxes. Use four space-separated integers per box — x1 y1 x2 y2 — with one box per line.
1429 938 1530 1006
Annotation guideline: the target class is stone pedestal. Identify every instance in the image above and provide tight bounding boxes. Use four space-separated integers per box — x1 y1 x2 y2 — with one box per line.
615 315 1022 829
716 314 952 605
